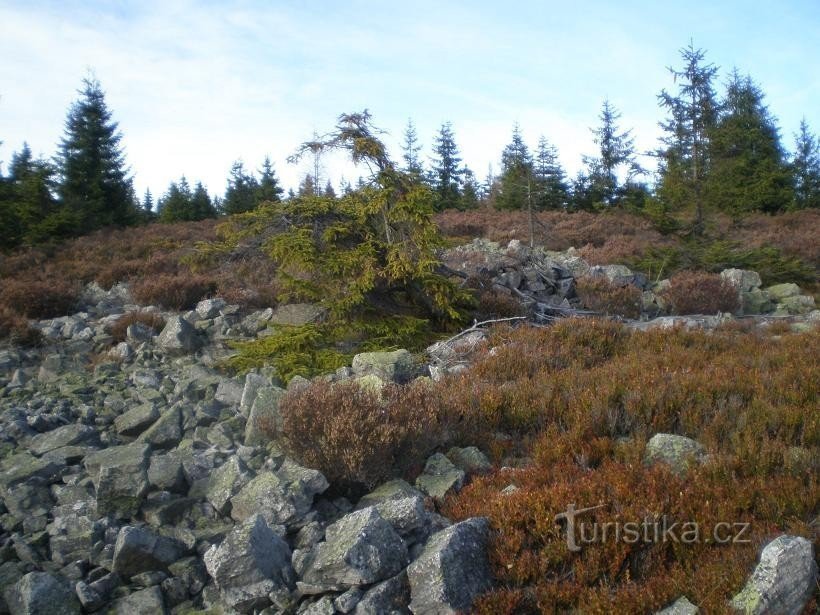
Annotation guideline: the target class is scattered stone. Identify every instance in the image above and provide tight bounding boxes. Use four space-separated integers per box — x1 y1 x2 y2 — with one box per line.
655 595 699 614
28 424 97 456
4 571 80 615
196 298 226 320
244 385 285 445
356 479 425 510
206 456 253 516
415 453 465 500
299 507 408 594
351 349 415 383
156 316 202 355
112 525 184 578
113 403 159 437
730 535 816 615
644 433 706 475
84 442 151 518
354 570 410 614
407 517 492 615
106 585 166 614
446 446 492 475
203 514 294 613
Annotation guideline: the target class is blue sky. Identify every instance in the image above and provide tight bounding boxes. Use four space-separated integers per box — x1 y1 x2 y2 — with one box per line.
1 0 818 199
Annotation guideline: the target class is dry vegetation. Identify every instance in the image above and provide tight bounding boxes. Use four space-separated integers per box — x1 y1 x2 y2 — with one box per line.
575 277 643 319
660 271 741 315
278 319 818 613
0 219 283 340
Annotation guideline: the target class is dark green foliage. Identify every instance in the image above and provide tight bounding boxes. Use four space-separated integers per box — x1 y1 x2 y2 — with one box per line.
222 160 259 214
429 122 463 210
57 77 135 231
496 124 533 211
580 100 642 208
460 168 480 210
707 72 792 216
401 118 424 179
657 43 719 232
255 156 283 204
158 177 216 222
790 118 820 209
533 136 569 210
220 111 473 380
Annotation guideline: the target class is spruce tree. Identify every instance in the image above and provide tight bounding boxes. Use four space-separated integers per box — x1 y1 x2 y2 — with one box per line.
401 118 424 179
460 168 480 210
707 71 792 216
790 118 820 209
582 100 641 207
158 177 193 222
429 122 463 210
533 135 569 210
57 77 133 231
657 43 719 233
191 182 217 219
223 160 259 214
256 156 284 205
496 124 534 211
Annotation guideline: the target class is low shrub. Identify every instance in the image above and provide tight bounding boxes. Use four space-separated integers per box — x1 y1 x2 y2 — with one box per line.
434 320 818 613
575 276 642 319
0 307 42 346
660 270 740 315
130 273 218 310
276 379 454 490
107 311 166 343
0 278 80 319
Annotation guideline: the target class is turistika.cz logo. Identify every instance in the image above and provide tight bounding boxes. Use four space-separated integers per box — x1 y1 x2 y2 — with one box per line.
553 503 751 552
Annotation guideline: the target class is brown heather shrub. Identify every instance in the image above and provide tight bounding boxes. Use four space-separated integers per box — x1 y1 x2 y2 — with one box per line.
0 278 80 319
575 277 642 319
107 311 166 343
475 288 527 319
276 379 455 490
429 321 819 613
131 273 218 310
660 270 740 315
0 307 42 346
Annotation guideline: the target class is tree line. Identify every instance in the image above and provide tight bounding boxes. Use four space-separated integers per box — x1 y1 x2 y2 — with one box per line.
1 43 819 250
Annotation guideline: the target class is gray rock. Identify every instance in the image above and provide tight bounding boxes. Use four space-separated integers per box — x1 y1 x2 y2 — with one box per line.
230 459 328 528
28 424 97 456
356 479 425 510
269 303 325 326
373 496 428 537
0 452 62 488
112 525 184 578
75 572 120 611
147 452 188 494
299 507 408 594
113 403 159 437
106 585 166 614
720 268 762 292
85 442 151 518
138 405 182 449
334 587 364 613
245 385 285 445
730 535 816 615
765 282 801 301
196 298 226 320
655 595 699 614
203 514 294 614
774 294 816 315
47 513 103 565
644 433 706 475
407 518 491 614
239 373 269 416
351 349 416 383
415 453 465 500
215 378 244 407
446 446 492 475
354 570 410 614
206 456 253 516
156 316 202 355
3 572 80 615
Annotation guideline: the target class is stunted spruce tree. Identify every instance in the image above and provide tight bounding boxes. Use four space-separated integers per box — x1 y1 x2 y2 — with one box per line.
57 77 134 231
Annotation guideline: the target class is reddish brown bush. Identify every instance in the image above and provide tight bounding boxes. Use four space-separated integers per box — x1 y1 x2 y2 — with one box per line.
575 276 642 319
107 311 166 342
0 307 42 346
131 273 218 310
432 321 818 613
0 278 80 319
276 379 455 489
660 270 740 315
